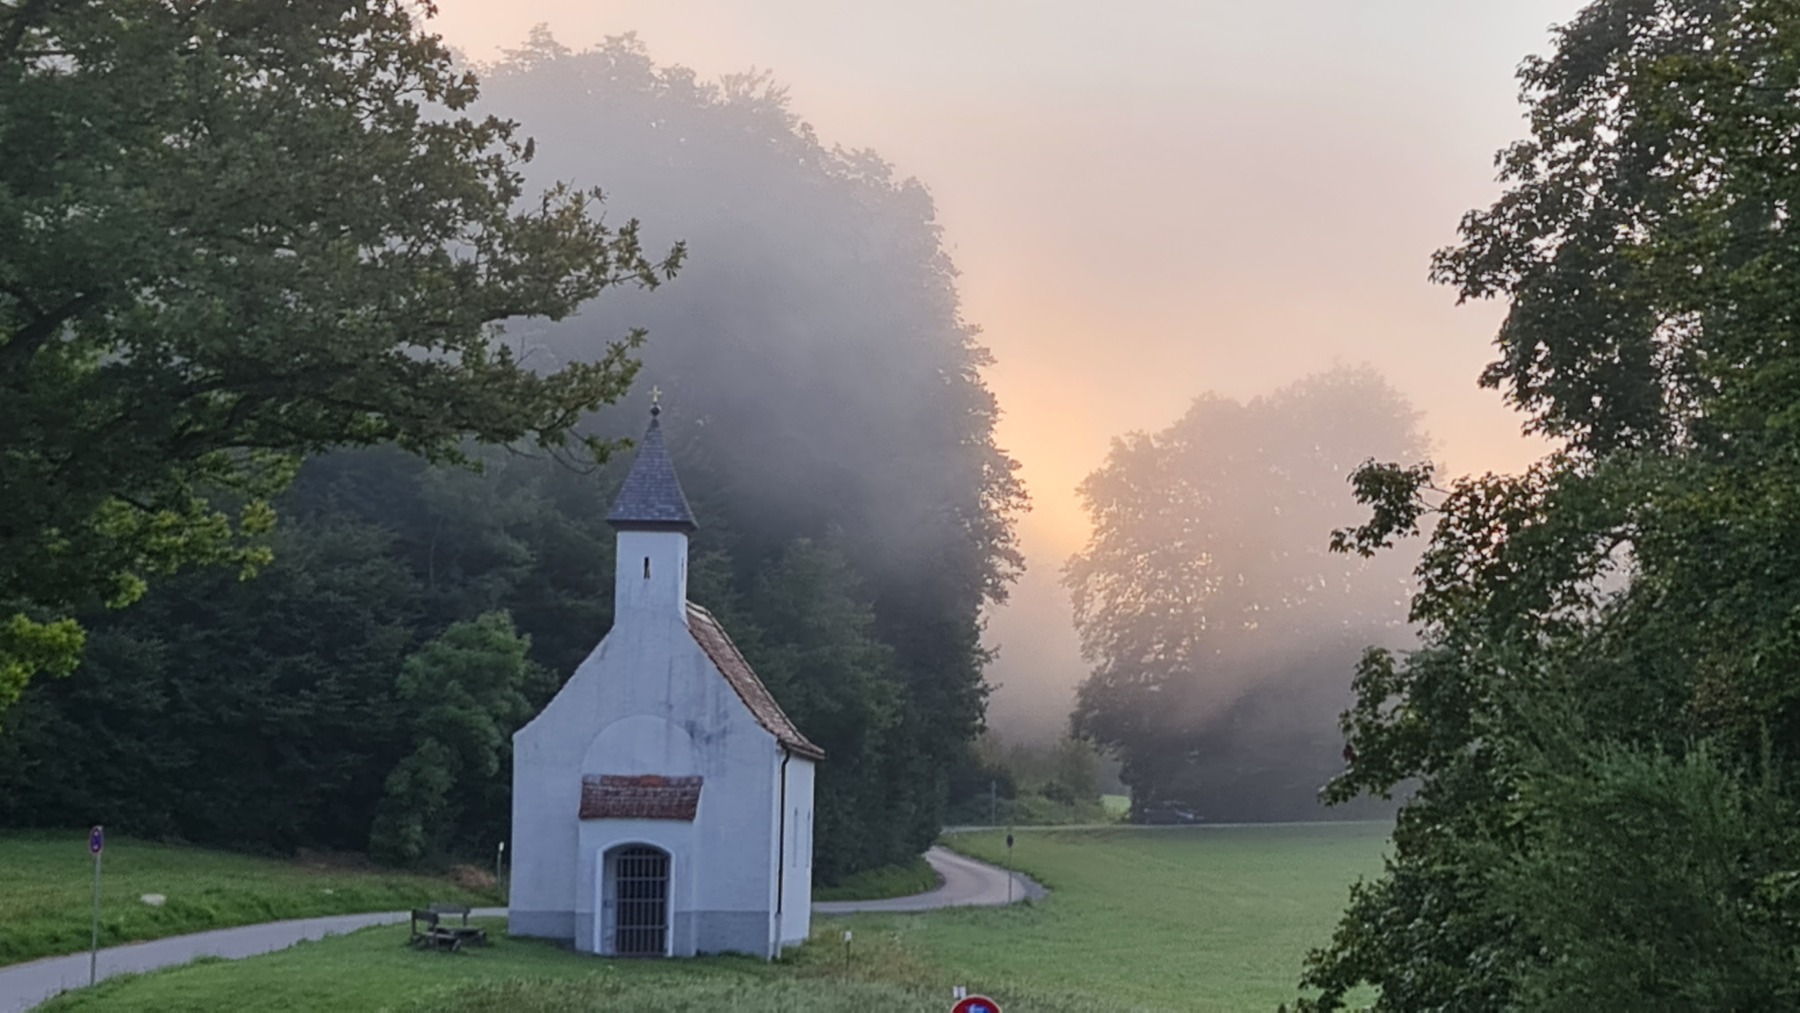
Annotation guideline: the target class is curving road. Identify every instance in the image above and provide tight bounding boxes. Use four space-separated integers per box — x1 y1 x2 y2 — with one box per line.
0 847 1036 1011
814 845 1044 914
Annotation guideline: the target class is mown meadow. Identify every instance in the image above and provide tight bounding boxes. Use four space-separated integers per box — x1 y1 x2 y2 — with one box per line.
34 824 1389 1012
0 832 496 967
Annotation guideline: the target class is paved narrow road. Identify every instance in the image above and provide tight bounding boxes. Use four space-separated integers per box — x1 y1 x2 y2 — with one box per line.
814 845 1044 914
1 847 1036 1011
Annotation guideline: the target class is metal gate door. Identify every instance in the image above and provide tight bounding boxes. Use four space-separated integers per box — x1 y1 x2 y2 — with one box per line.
612 846 669 956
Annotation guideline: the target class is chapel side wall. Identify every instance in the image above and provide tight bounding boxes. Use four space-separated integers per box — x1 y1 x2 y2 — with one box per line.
777 757 816 945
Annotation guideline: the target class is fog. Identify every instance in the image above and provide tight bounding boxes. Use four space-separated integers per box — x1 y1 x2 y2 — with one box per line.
431 1 1580 742
1064 367 1426 817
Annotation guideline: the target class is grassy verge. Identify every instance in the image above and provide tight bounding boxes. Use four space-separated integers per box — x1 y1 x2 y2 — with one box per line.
813 857 940 902
923 825 1388 1009
35 823 1391 1011
0 831 497 967
38 920 1111 1013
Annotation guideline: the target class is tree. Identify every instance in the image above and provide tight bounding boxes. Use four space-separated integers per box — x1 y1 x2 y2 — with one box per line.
0 448 581 858
1066 367 1424 820
1303 2 1800 1007
0 32 1023 880
740 540 904 881
0 1 682 715
0 516 423 849
370 612 537 864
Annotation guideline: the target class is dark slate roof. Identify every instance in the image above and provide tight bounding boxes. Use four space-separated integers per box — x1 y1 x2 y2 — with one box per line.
606 408 697 532
686 603 826 760
580 774 703 821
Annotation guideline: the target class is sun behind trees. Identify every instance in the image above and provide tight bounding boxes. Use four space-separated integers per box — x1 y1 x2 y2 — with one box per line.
1065 366 1423 822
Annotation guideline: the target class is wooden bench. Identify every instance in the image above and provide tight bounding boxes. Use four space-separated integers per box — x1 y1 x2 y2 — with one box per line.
408 904 488 952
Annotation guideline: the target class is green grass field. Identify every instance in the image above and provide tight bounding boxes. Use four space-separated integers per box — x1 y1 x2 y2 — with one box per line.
35 823 1389 1012
37 918 1116 1013
0 831 498 967
909 825 1387 1009
813 856 941 902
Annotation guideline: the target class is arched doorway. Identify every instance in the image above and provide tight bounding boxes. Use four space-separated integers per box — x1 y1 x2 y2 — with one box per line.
608 845 670 956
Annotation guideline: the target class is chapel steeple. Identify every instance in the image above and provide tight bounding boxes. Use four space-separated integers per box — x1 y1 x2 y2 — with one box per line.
606 395 697 533
607 396 694 622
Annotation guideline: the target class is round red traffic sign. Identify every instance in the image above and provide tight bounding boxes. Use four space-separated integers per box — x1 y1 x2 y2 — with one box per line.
952 997 1001 1013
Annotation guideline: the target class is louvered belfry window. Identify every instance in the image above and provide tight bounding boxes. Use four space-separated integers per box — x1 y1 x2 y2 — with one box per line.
613 846 670 956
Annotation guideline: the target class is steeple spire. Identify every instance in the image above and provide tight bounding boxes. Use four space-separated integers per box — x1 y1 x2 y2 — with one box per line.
606 403 697 532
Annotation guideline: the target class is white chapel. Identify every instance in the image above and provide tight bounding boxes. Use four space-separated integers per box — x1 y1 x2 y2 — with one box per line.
508 403 823 958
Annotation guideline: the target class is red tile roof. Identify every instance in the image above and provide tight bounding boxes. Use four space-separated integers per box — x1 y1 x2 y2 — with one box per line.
580 774 703 821
685 602 826 760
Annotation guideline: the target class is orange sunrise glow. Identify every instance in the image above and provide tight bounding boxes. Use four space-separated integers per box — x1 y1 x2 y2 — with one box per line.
429 0 1576 732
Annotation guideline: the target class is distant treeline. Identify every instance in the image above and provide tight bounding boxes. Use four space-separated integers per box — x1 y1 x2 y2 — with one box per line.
0 34 1025 884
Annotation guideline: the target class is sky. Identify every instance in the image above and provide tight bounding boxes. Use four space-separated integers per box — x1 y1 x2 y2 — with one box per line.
431 0 1587 735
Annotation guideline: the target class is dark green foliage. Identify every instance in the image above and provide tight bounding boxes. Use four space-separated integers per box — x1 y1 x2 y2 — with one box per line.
810 855 940 903
369 613 539 865
1302 2 1800 1007
0 519 420 850
1497 741 1794 1011
0 37 1019 877
737 541 905 881
948 733 1108 825
0 2 681 711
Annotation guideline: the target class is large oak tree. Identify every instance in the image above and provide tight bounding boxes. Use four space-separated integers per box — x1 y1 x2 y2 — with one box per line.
1305 2 1800 1007
1066 367 1423 821
0 1 680 715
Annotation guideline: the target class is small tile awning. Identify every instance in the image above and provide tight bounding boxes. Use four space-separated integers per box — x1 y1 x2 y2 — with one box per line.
580 774 703 821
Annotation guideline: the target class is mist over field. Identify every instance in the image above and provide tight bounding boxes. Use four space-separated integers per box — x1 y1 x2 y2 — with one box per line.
429 15 1541 818
388 7 1588 822
18 1 1800 1007
428 1 1574 745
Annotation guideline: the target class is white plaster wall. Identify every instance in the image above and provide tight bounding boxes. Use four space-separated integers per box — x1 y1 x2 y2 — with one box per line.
511 594 783 955
582 714 699 777
778 757 816 945
614 529 688 621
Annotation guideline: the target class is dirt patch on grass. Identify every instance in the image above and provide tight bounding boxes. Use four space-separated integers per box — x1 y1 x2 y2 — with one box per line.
447 865 497 891
292 848 380 873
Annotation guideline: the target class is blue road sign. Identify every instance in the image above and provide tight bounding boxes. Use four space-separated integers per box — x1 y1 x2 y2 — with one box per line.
952 996 1002 1013
89 825 103 855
